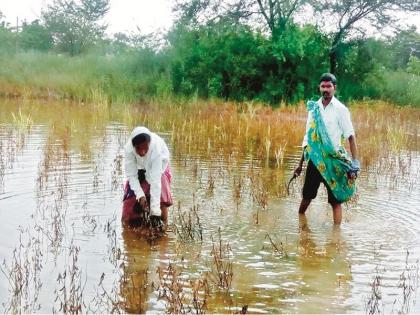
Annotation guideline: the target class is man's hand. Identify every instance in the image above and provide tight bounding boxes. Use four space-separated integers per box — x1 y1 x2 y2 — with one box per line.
348 159 360 179
294 150 305 177
137 196 149 211
294 164 303 177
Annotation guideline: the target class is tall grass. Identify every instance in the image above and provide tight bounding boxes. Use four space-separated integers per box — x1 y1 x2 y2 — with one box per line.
0 51 170 103
2 96 418 174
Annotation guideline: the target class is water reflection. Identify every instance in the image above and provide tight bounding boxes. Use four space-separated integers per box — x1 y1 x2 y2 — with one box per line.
296 214 351 313
120 228 151 313
120 227 172 313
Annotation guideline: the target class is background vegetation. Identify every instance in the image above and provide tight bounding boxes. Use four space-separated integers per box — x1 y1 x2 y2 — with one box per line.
0 0 419 106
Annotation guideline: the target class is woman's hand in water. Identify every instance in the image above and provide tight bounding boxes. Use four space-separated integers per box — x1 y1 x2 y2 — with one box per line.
137 196 149 211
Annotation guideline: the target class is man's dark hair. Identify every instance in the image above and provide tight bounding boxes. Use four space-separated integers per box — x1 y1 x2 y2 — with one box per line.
132 133 151 146
319 73 337 85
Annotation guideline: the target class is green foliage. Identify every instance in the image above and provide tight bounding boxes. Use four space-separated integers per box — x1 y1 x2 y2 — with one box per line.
266 24 330 103
377 56 420 106
389 27 420 70
42 0 110 55
168 22 330 104
169 23 269 100
19 20 53 51
335 39 384 101
407 56 420 75
380 70 420 106
0 23 16 54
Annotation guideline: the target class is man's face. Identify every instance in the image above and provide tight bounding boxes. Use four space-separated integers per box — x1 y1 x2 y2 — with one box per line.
134 142 150 157
319 81 336 99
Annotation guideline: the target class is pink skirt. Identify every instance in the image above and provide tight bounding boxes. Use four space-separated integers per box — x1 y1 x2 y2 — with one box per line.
122 166 173 223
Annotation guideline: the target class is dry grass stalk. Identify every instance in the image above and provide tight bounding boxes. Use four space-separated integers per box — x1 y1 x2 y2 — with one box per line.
81 199 98 233
111 153 123 190
274 142 287 168
155 263 209 314
174 200 203 243
53 241 86 314
90 277 124 314
365 270 383 315
232 172 243 210
0 228 43 313
208 228 233 291
265 234 289 259
92 164 100 192
104 216 122 267
91 264 148 314
0 124 29 192
249 170 268 211
395 251 419 314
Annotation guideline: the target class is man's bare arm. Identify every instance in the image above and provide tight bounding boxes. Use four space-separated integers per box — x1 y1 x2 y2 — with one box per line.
348 135 358 160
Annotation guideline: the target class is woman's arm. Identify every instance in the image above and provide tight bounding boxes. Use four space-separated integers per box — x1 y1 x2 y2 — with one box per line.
148 157 163 217
124 148 145 200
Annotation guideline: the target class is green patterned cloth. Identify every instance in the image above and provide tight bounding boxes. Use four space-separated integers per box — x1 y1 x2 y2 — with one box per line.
304 101 356 203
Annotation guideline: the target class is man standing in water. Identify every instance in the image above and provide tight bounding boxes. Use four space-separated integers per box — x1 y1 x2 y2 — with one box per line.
294 73 360 225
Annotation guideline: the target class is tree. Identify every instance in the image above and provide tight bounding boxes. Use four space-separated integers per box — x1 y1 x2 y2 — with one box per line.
316 0 420 73
112 32 132 52
167 20 329 103
0 11 16 54
0 10 5 27
173 0 308 39
389 26 420 69
255 0 307 39
407 56 420 76
20 20 53 51
42 0 109 55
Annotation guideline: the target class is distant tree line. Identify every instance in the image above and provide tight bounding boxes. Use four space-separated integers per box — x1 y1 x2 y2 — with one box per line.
0 0 419 105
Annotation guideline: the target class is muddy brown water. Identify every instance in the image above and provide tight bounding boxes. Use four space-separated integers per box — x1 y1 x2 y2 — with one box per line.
0 99 420 313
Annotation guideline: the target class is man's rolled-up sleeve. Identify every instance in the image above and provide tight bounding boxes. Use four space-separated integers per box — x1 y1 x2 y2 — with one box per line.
340 107 355 139
302 111 312 147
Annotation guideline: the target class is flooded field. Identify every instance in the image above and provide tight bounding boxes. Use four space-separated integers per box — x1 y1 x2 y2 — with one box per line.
0 98 419 313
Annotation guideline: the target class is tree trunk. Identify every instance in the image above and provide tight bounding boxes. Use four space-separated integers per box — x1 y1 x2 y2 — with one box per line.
329 30 343 74
222 70 230 99
329 48 337 74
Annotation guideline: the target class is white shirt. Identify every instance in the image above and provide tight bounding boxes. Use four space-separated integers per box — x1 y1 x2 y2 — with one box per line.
124 127 170 216
302 96 354 149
